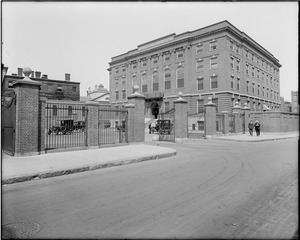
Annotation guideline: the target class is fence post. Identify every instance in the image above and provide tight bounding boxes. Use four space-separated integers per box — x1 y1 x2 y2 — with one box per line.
127 85 146 142
173 92 188 142
232 101 242 133
12 67 41 156
242 103 251 134
38 97 47 154
204 97 217 139
221 111 229 134
125 103 135 143
85 101 100 148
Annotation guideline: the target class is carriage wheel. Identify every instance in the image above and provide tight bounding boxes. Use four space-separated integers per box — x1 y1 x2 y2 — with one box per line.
61 126 67 135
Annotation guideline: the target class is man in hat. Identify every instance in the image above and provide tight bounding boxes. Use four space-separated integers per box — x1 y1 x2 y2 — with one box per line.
254 120 261 136
248 119 254 136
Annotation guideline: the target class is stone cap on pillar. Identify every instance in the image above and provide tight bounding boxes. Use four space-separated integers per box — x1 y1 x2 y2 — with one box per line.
85 100 101 106
12 67 41 87
127 85 146 100
204 97 216 106
232 101 242 110
174 92 188 104
124 103 135 108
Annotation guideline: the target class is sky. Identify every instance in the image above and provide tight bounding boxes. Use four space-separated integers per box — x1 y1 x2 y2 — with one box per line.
2 2 298 102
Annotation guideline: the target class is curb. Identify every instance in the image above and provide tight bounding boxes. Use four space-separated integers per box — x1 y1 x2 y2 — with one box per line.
211 136 298 142
2 151 176 185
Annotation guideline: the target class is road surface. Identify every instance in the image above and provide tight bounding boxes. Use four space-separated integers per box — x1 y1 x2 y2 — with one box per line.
2 139 298 239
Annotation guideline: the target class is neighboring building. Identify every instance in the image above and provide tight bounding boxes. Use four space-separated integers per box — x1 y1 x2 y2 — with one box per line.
284 101 292 112
2 67 80 101
291 91 298 113
108 20 281 118
80 84 110 103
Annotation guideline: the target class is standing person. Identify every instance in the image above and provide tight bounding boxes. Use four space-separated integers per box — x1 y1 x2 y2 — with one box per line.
248 119 254 136
149 123 152 134
254 120 261 136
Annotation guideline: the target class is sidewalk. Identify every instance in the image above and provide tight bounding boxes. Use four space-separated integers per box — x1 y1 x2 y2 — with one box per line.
1 144 176 185
212 131 299 142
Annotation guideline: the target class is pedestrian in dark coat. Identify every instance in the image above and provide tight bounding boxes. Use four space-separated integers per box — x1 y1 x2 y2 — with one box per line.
248 119 254 136
254 120 261 136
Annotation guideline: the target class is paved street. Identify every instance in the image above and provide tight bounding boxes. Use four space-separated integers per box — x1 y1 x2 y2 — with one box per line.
2 138 298 239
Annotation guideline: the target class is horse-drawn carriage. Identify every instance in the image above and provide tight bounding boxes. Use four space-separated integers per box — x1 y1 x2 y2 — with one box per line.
48 120 85 135
150 119 173 134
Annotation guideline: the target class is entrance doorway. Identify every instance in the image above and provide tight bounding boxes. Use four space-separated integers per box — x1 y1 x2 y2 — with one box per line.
151 102 160 119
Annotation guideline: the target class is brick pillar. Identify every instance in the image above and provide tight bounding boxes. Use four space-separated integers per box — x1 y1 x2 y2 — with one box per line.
221 111 229 134
174 92 188 142
242 103 251 134
85 101 100 148
127 86 146 142
232 101 242 133
204 97 217 139
13 67 41 156
125 103 135 143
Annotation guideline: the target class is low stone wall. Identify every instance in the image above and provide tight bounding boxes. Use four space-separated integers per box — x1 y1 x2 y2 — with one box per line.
250 111 299 132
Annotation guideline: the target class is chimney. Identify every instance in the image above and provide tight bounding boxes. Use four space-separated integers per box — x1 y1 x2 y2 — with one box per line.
65 73 70 81
18 68 23 77
42 74 48 79
35 71 41 78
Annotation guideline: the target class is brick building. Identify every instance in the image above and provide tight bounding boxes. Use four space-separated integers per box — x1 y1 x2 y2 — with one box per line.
2 66 80 101
108 20 281 118
291 91 298 113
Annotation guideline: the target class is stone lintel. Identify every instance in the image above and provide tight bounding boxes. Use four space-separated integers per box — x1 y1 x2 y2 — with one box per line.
174 98 188 104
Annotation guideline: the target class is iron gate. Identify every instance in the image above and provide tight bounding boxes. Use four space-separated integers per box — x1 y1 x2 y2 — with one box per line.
98 108 128 145
1 91 16 155
45 102 87 150
228 113 235 133
158 108 175 142
216 113 225 134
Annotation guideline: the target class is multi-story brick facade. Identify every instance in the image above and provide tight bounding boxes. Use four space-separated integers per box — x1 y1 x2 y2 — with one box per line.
2 67 80 101
108 21 281 118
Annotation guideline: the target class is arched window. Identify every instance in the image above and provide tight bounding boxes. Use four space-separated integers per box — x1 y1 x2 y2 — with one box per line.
132 75 138 93
164 69 171 90
141 73 147 93
152 71 159 91
176 66 184 88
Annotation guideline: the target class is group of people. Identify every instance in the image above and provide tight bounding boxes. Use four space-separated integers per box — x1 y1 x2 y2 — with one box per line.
248 119 261 136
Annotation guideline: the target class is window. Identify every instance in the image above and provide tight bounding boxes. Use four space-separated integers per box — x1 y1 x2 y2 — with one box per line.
257 85 260 96
152 56 158 64
262 72 264 81
164 102 169 112
152 71 159 91
246 64 249 75
230 57 234 69
132 63 137 70
252 67 255 77
82 106 86 117
236 45 240 54
236 59 240 71
122 90 126 99
177 49 184 58
210 40 217 51
231 76 234 89
210 75 218 89
252 83 255 94
142 60 147 67
177 66 184 88
212 98 218 112
164 70 171 90
210 57 218 69
230 41 234 51
197 99 204 113
236 78 240 91
196 59 204 72
246 81 249 93
164 53 170 62
262 87 265 97
116 68 119 74
246 50 249 58
196 44 203 54
267 88 269 98
72 86 77 92
257 69 260 80
115 91 119 100
132 75 138 93
197 77 204 91
68 106 73 116
270 77 273 85
53 105 57 116
141 74 147 93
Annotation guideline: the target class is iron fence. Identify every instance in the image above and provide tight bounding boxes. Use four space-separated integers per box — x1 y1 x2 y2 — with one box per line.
98 108 128 145
228 113 235 133
45 102 87 150
158 108 175 142
216 113 225 134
